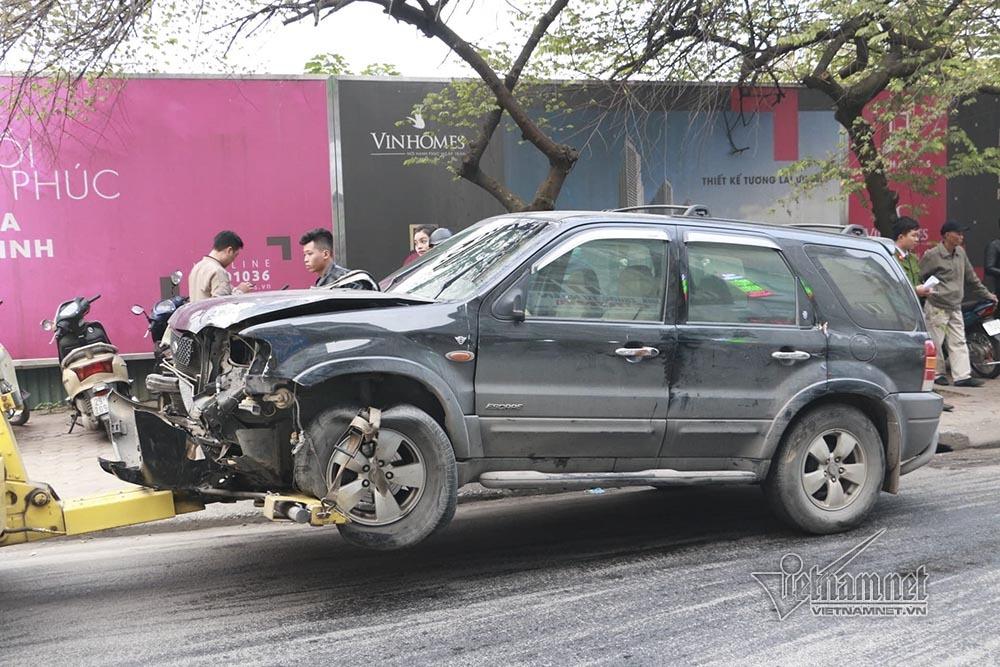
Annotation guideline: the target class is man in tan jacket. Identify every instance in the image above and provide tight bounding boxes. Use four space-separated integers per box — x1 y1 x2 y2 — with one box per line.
189 230 253 302
919 220 997 387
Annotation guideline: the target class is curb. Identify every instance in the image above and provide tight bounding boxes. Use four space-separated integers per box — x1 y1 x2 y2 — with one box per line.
938 431 1000 451
934 387 977 399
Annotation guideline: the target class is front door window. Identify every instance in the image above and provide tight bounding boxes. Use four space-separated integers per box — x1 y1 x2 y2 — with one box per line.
526 237 668 322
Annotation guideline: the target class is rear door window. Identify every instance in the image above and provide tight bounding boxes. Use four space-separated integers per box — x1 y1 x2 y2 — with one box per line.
805 245 918 331
685 242 800 326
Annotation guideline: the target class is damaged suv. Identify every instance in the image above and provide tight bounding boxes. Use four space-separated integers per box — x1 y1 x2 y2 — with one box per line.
105 212 942 550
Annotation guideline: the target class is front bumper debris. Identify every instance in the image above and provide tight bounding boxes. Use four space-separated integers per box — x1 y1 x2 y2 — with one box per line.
103 391 218 489
102 391 348 526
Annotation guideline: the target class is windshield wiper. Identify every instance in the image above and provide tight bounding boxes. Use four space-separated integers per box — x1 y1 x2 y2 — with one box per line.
433 263 480 299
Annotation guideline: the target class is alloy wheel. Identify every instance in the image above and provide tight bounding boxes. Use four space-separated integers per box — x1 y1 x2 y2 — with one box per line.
800 428 868 511
326 427 426 526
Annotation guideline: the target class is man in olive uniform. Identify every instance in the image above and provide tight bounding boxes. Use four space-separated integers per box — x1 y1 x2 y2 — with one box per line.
892 217 953 412
892 217 932 299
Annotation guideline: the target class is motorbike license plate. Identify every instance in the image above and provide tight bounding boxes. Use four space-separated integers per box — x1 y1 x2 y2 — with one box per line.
91 394 110 417
983 318 1000 337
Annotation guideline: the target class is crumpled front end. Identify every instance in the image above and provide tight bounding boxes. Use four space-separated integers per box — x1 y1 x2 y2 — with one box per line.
105 325 300 495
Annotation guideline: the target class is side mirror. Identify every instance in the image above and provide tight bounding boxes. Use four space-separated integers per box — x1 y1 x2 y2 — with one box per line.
492 277 528 322
131 305 146 316
170 270 183 286
41 319 54 331
512 292 525 321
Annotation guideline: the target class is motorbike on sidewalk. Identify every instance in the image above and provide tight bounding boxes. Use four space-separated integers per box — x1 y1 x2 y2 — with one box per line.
130 271 188 414
130 270 187 365
0 300 31 425
41 295 130 437
964 299 1000 379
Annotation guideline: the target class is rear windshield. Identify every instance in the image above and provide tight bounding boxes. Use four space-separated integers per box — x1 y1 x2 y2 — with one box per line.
805 245 919 331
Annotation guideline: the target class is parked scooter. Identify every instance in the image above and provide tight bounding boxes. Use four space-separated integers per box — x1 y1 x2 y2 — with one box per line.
964 299 1000 379
0 300 31 425
41 295 130 436
131 270 187 364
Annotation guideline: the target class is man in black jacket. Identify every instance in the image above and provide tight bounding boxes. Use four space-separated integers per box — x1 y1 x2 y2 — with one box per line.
985 217 1000 294
300 228 349 287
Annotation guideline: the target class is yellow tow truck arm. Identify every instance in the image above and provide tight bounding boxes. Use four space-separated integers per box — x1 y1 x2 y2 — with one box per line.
1 391 345 548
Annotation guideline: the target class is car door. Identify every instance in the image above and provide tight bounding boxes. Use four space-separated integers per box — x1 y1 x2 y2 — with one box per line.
476 226 676 459
666 229 827 459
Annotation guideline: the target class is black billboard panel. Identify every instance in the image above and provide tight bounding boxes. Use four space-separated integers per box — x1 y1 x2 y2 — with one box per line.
334 78 506 279
949 95 1000 269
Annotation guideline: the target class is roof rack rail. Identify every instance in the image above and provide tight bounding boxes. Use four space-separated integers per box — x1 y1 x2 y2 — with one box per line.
787 222 869 237
610 204 711 217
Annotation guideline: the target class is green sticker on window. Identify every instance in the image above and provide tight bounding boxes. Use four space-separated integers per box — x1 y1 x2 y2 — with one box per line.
721 273 775 298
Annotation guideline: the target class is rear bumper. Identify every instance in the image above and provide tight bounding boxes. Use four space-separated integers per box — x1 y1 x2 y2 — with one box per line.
900 431 938 476
889 391 943 474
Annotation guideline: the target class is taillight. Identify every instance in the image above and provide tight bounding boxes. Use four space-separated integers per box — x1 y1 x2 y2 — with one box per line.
983 304 996 319
922 339 937 391
74 359 113 381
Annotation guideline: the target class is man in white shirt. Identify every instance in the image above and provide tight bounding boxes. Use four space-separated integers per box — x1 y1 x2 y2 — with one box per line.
189 230 253 302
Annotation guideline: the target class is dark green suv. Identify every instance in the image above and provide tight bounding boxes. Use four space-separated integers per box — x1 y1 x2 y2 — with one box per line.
106 211 942 550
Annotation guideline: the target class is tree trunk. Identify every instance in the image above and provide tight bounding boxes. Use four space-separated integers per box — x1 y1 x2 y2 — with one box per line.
526 149 578 211
838 110 899 236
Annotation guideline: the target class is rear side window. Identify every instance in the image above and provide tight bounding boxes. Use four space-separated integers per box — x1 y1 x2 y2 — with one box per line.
685 243 799 325
805 246 918 331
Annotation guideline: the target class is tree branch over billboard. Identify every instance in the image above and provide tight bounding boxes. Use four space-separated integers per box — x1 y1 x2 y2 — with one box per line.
289 0 578 212
544 0 1000 235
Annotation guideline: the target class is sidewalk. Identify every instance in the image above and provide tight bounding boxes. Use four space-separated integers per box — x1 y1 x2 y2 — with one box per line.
935 377 1000 449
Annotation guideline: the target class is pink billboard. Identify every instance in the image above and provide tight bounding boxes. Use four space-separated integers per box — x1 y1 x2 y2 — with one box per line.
0 77 333 360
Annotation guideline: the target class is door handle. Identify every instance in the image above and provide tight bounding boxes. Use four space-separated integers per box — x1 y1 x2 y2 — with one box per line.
771 350 811 361
615 346 660 362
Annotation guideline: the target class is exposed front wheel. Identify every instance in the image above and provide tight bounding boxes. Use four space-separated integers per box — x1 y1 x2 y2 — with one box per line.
968 330 1000 379
764 405 884 534
297 404 457 551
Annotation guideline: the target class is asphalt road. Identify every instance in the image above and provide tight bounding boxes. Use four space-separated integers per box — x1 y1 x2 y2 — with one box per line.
3 447 999 666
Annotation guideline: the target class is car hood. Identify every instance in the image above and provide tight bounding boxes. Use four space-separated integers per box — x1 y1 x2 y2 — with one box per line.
170 289 434 334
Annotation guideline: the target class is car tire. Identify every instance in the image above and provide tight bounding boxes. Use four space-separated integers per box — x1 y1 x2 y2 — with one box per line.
967 330 1000 379
296 404 457 551
764 405 884 535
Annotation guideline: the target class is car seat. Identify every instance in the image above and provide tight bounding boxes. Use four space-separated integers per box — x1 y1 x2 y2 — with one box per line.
555 267 603 319
607 265 660 320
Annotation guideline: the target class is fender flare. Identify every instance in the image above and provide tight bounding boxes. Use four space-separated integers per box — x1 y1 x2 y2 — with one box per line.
292 356 475 459
761 379 902 492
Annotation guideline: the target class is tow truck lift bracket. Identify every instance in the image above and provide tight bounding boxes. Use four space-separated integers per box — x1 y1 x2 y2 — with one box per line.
2 390 346 548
